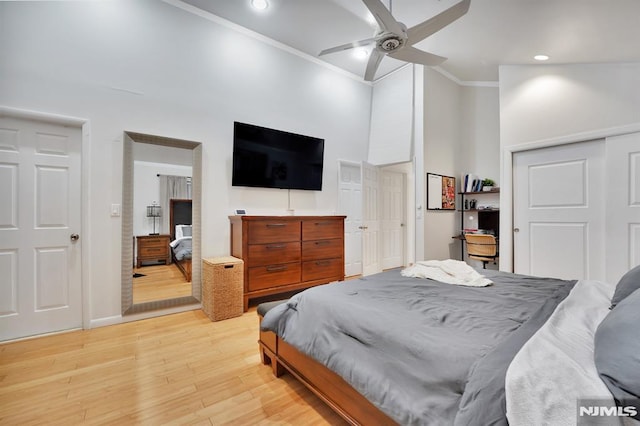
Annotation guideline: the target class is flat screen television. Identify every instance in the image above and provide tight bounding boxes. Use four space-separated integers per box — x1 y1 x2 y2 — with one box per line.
232 121 324 191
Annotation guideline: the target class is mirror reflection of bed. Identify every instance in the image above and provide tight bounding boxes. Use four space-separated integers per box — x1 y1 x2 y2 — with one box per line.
132 199 193 304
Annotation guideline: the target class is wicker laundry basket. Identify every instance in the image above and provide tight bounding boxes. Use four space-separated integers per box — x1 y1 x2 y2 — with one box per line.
202 256 244 321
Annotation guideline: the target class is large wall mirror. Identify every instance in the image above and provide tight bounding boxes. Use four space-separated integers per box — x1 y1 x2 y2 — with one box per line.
122 131 202 315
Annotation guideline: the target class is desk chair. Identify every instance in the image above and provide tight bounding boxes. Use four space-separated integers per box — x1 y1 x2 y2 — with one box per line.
465 234 498 269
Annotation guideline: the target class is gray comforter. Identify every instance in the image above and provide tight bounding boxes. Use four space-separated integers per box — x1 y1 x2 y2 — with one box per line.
171 238 192 261
261 268 575 425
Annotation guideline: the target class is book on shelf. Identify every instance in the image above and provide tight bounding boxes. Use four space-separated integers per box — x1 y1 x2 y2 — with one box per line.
462 173 485 193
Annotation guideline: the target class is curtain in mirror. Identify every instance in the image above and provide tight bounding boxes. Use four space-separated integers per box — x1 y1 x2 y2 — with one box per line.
159 175 191 234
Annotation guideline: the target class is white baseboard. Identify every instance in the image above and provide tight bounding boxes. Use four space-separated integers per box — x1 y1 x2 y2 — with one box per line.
89 304 201 328
90 315 123 329
120 303 202 323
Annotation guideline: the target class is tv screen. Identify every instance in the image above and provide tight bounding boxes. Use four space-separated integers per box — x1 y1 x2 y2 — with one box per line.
232 121 324 191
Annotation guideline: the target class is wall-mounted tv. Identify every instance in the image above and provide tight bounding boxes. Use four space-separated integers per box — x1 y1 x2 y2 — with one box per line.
232 121 324 191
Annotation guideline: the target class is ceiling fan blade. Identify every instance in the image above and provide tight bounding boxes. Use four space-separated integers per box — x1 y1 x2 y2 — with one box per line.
319 37 376 56
364 49 384 81
389 46 447 66
361 0 404 34
406 0 470 44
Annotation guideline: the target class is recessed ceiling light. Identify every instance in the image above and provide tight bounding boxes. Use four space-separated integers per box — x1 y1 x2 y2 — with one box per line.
251 0 269 10
534 54 550 61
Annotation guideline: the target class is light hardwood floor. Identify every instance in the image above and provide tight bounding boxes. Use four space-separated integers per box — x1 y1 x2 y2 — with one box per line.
133 264 192 304
0 309 347 425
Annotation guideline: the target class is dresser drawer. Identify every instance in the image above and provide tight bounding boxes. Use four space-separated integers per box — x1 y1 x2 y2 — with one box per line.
247 242 300 267
140 239 168 249
302 219 343 241
302 258 343 282
248 220 301 244
139 245 168 257
248 263 301 291
302 238 342 261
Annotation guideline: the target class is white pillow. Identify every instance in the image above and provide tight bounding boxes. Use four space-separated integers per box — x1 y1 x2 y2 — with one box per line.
175 224 192 239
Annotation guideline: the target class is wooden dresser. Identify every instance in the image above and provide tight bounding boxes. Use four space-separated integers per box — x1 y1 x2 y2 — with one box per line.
229 215 346 310
136 234 171 268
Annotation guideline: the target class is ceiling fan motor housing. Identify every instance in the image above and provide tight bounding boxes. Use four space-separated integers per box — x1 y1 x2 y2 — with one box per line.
377 34 405 51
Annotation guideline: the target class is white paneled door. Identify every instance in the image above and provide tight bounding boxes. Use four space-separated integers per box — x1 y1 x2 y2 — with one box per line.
0 116 82 341
513 140 606 281
362 161 380 276
606 132 640 284
381 170 405 270
338 162 363 277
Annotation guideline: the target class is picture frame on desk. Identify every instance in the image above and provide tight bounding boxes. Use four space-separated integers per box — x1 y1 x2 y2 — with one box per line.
427 173 456 210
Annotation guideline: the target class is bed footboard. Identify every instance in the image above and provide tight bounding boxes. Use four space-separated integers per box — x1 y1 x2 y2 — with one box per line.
257 315 395 426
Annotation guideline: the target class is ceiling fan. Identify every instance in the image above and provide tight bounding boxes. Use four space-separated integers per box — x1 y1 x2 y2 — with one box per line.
319 0 471 81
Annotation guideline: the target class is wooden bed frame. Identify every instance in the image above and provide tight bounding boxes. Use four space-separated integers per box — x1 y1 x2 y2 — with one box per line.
258 314 396 425
169 198 192 282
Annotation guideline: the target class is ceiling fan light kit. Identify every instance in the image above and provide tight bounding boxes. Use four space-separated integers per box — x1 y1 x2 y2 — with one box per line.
319 0 471 81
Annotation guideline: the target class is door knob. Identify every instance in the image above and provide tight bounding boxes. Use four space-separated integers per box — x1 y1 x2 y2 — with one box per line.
513 228 520 233
70 233 80 242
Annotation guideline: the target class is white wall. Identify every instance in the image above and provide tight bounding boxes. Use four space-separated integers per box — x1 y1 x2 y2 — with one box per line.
133 161 192 236
498 63 640 271
368 66 414 165
0 1 372 323
460 86 500 183
500 63 640 147
422 69 501 261
423 68 463 260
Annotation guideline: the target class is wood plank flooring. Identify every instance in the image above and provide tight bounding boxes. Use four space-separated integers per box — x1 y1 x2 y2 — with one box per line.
0 309 347 425
133 264 192 304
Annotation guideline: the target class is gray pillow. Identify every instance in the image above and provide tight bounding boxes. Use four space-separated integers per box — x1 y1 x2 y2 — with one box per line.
594 289 640 420
182 225 192 237
610 264 640 308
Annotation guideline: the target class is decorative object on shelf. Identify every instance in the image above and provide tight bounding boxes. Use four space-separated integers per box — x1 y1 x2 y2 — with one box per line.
482 178 495 192
470 199 477 209
464 199 469 210
427 173 456 210
146 202 161 235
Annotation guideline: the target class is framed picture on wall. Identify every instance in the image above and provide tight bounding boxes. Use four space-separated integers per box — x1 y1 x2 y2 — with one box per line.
427 173 456 210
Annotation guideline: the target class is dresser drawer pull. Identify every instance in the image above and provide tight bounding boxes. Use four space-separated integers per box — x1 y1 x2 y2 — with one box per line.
266 244 286 249
314 240 331 246
266 223 286 228
314 221 333 226
315 260 332 267
147 248 162 252
266 265 287 272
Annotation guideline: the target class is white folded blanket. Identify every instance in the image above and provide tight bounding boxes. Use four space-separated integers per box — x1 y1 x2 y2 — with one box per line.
400 259 492 287
505 279 618 426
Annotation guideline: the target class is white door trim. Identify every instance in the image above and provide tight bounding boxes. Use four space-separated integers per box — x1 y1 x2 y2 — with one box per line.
500 122 640 272
1 106 92 330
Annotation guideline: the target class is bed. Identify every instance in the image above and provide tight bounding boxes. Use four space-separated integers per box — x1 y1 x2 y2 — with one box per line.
259 260 640 425
169 198 192 282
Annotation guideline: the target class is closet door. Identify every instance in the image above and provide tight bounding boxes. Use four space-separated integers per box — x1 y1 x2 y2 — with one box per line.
606 132 640 284
513 140 606 280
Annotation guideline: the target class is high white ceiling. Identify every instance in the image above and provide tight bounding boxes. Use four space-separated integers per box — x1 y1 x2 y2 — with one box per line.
178 0 640 83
